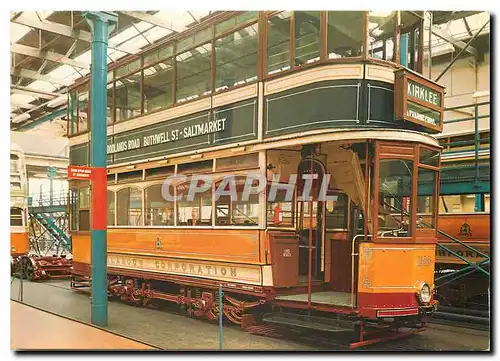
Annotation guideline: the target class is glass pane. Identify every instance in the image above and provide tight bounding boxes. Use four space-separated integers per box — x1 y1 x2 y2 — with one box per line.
325 193 348 229
327 11 364 59
11 207 23 226
237 11 258 24
295 11 321 65
378 159 413 237
177 27 212 54
117 187 143 226
106 83 113 125
115 71 142 122
417 168 437 228
69 189 78 231
79 210 90 231
177 182 212 226
267 187 294 227
145 184 174 226
267 11 292 74
215 177 259 226
78 89 89 132
215 24 258 91
368 11 396 61
215 153 259 171
216 16 237 36
78 187 90 209
143 59 174 113
176 43 212 103
107 190 115 226
420 147 439 167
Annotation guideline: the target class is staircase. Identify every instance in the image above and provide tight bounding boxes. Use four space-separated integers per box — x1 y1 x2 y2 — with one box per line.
29 212 71 253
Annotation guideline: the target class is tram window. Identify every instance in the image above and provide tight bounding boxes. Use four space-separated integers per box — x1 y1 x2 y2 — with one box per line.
267 188 294 227
417 168 437 228
107 83 113 125
215 178 259 226
419 148 439 167
177 182 212 226
69 189 78 231
368 12 396 61
10 154 18 173
176 43 212 103
145 184 174 226
325 193 348 229
327 11 364 59
145 165 174 179
107 190 115 226
117 170 143 183
10 207 23 226
107 174 116 184
215 154 259 172
177 160 213 175
79 210 90 231
294 11 321 66
214 24 258 92
117 187 143 226
143 59 174 113
115 71 142 122
378 159 413 236
267 11 292 74
78 187 90 209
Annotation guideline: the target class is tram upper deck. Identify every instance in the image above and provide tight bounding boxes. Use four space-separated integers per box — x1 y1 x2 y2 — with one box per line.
67 11 444 168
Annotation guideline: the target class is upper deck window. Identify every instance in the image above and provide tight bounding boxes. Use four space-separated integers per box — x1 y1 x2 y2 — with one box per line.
327 11 364 59
215 24 258 92
294 11 321 66
368 11 396 62
267 11 292 74
176 43 212 103
115 71 142 122
143 59 174 113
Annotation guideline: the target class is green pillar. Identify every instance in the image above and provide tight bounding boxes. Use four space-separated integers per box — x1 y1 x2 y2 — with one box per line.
475 194 484 212
83 11 117 328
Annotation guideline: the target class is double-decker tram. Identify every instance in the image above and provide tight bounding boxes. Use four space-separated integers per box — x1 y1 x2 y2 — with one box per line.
68 11 445 347
11 144 29 274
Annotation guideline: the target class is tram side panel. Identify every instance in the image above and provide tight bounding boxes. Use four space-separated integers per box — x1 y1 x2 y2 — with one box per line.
71 229 272 287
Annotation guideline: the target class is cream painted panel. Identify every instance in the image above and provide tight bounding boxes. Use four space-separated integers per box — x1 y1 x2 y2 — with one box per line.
264 64 363 95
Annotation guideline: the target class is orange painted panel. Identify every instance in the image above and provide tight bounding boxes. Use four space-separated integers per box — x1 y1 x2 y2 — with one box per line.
437 213 490 244
72 233 91 265
11 230 29 256
358 243 435 294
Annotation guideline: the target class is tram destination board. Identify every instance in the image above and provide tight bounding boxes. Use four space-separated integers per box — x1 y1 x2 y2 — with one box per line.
394 68 445 133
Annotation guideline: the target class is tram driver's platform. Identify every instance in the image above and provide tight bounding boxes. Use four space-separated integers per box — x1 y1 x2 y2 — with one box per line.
275 291 352 307
11 301 157 350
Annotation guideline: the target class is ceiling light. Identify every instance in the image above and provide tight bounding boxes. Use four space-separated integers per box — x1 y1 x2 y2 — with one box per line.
12 113 31 123
47 96 67 108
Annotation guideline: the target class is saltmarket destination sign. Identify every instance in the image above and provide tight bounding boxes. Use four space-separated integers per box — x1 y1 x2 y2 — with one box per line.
394 68 445 133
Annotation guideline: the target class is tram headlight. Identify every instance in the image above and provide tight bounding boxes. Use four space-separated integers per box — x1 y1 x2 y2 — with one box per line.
416 282 431 304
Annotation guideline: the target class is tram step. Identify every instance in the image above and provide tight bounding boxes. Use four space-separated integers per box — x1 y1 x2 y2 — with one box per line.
262 312 357 333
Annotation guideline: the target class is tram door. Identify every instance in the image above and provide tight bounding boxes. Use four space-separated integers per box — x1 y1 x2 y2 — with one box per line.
296 158 325 283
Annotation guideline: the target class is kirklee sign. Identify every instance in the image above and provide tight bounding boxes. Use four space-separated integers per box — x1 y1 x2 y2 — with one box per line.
107 118 227 155
394 68 445 133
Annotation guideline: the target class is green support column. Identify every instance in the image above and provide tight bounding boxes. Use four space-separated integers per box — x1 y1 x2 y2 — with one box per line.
83 11 117 328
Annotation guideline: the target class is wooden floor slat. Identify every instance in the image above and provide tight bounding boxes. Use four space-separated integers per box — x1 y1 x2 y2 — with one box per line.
11 301 156 350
